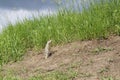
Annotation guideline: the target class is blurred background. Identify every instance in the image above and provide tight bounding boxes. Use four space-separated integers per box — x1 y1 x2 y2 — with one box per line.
0 0 58 31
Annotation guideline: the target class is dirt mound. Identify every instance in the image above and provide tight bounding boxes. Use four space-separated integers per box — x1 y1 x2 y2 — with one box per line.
1 36 120 80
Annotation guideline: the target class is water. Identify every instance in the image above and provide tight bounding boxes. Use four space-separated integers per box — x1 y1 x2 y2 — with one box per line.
0 0 90 31
0 0 57 31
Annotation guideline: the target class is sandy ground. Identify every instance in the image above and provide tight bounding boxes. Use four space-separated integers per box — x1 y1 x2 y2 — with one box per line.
1 36 120 80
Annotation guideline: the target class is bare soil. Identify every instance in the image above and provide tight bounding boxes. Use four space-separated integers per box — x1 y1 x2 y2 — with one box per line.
1 36 120 80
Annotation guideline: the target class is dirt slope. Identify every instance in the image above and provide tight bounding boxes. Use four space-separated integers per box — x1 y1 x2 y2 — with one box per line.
1 36 120 80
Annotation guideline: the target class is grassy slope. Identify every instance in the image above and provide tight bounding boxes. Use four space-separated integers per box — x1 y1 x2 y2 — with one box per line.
0 0 120 65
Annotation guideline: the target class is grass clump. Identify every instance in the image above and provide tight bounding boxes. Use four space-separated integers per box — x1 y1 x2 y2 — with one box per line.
101 77 117 80
30 70 77 80
0 0 120 64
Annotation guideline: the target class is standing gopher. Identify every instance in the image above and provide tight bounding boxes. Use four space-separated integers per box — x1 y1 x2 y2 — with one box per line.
44 40 52 59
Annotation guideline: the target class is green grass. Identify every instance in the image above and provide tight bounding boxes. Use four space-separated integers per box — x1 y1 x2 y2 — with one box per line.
0 70 78 80
30 70 77 80
0 0 120 65
0 76 21 80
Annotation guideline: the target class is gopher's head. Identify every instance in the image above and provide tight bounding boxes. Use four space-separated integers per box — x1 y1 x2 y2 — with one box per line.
47 40 52 44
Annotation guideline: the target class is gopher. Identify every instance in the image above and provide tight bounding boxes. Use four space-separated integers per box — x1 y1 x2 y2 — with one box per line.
44 40 52 59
